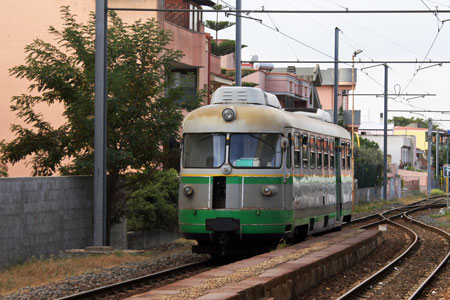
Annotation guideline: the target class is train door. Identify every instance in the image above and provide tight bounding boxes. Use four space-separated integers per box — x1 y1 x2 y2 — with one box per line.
283 132 293 209
293 132 301 208
335 137 343 221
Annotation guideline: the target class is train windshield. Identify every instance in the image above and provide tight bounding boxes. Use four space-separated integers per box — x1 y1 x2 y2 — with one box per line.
183 134 226 168
230 133 282 168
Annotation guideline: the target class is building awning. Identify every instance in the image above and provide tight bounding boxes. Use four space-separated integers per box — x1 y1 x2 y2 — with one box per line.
211 73 234 85
270 92 308 102
192 0 215 7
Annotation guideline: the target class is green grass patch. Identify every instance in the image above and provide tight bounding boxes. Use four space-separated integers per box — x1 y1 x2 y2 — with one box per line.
354 192 426 213
431 189 446 196
353 199 399 213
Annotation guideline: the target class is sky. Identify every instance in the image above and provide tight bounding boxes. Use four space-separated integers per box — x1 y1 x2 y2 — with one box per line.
202 0 450 128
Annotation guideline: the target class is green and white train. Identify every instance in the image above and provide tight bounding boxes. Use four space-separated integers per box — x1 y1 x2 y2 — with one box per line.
178 87 352 256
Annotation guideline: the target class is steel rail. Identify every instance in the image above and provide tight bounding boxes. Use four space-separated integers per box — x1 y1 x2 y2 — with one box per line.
56 260 213 300
345 195 443 227
337 203 449 300
404 208 450 300
337 218 419 300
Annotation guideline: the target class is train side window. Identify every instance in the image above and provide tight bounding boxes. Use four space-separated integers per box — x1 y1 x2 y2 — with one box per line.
310 136 316 169
341 142 346 170
294 132 301 167
302 134 309 168
286 133 292 169
347 142 351 169
317 138 323 169
330 140 335 170
324 139 328 170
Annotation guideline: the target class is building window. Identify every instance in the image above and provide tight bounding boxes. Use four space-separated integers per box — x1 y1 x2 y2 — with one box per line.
171 69 197 104
189 4 202 31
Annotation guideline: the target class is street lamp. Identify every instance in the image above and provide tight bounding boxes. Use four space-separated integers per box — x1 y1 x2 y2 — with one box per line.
351 49 363 211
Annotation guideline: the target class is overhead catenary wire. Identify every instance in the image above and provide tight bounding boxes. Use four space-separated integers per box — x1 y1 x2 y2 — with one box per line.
205 2 444 116
109 8 450 13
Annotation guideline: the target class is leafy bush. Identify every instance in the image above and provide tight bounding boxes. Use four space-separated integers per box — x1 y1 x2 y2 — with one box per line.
126 169 179 232
431 189 446 196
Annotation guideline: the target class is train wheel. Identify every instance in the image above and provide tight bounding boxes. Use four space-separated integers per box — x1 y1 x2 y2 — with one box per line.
293 225 308 243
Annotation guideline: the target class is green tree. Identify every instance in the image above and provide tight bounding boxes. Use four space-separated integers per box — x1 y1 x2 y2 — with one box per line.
126 168 179 231
211 39 247 56
2 7 202 240
354 136 383 187
204 4 235 43
390 116 439 130
0 140 8 177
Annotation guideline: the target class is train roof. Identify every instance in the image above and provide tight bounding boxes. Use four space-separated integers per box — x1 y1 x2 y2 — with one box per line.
183 104 351 140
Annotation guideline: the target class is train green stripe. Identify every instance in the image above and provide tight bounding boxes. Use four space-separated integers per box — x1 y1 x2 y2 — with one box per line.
181 177 210 184
179 209 293 234
179 209 351 234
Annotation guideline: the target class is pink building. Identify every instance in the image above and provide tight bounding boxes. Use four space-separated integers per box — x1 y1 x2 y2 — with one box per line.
239 64 358 124
0 0 230 176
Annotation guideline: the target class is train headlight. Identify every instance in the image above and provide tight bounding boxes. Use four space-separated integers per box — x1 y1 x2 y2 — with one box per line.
261 185 278 197
222 108 235 122
183 185 194 197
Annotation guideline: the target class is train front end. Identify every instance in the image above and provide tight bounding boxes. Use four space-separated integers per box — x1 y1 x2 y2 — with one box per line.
178 87 293 256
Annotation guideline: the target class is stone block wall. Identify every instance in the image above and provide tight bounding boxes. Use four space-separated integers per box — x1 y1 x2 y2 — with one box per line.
0 176 93 268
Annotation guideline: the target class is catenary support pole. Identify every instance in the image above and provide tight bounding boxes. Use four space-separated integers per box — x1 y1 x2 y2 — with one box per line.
94 0 108 246
427 119 433 196
447 137 449 194
383 64 388 201
235 0 242 86
333 27 339 124
436 130 440 188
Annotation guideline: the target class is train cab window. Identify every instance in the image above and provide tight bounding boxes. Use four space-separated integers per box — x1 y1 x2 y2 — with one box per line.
286 134 292 169
347 142 351 169
341 142 346 170
229 133 282 168
294 133 301 167
310 136 316 169
317 138 323 169
302 134 309 168
330 140 335 170
183 133 226 168
324 139 329 170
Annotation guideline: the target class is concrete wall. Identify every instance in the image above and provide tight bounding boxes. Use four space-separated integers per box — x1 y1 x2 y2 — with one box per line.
127 230 179 250
0 176 93 268
356 186 382 203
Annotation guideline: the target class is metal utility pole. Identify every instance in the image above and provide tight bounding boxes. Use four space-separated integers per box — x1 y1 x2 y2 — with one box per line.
447 137 449 196
436 130 440 187
94 0 108 246
351 49 362 211
333 27 339 124
235 0 242 86
383 64 388 201
427 119 433 196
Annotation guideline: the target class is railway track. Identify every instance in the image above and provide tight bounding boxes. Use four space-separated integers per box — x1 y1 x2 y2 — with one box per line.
344 195 444 230
56 259 217 300
337 201 450 300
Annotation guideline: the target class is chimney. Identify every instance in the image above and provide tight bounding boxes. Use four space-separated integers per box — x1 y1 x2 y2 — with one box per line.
287 66 296 74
